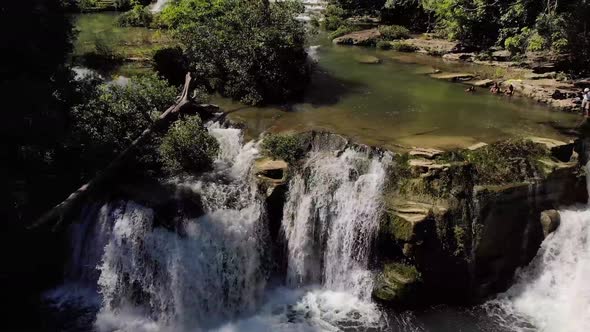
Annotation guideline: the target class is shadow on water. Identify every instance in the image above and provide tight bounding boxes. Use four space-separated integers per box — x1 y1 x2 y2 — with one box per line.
301 66 367 107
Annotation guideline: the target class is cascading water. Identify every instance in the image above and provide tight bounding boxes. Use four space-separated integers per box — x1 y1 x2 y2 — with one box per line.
282 148 387 299
46 124 390 331
485 209 590 332
150 0 169 13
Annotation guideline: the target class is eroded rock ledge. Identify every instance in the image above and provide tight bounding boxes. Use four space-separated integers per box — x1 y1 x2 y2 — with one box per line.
374 137 587 305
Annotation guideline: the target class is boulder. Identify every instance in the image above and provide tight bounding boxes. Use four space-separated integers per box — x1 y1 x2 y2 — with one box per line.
528 137 574 162
523 72 557 80
466 80 494 88
387 201 432 242
400 38 459 55
373 263 422 304
467 142 489 150
540 210 561 237
254 158 289 195
491 50 511 61
333 28 380 46
442 53 474 62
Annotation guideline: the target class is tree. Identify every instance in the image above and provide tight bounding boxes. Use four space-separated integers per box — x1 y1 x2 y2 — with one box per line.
158 115 219 173
163 0 310 105
67 74 178 175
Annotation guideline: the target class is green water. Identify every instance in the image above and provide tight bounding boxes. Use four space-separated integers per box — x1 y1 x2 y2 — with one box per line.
223 43 580 150
73 14 580 150
72 13 173 76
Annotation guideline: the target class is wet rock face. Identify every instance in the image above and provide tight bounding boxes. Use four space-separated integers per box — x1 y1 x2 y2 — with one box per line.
373 263 422 305
540 209 561 238
376 138 588 306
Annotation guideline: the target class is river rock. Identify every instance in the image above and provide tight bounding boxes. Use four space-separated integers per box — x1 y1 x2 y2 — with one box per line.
466 79 494 88
540 210 561 237
409 147 444 159
492 50 511 61
468 142 489 150
333 28 380 46
386 201 432 242
373 263 422 304
400 38 459 55
442 53 474 62
254 158 289 195
430 72 474 81
528 137 574 162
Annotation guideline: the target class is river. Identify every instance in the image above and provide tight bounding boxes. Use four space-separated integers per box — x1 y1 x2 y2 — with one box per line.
41 122 590 332
42 11 590 331
221 36 580 151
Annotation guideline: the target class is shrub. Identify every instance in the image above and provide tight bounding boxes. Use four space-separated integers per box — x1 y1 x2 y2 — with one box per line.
261 133 304 163
463 139 546 184
391 42 418 52
378 25 410 40
526 32 546 52
377 40 392 50
551 37 569 53
117 5 153 27
158 116 219 173
68 74 178 174
323 4 346 31
329 25 355 40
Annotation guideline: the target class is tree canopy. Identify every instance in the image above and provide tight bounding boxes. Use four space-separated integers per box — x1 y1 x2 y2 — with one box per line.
162 0 310 105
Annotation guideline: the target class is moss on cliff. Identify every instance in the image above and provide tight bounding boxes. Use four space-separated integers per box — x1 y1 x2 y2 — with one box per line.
373 262 422 304
438 139 549 185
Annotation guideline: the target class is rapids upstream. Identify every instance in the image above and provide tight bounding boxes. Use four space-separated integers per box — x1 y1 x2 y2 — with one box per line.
42 122 590 332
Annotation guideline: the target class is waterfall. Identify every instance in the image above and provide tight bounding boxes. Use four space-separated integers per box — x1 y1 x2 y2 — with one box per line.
485 209 590 332
46 124 389 331
150 0 169 13
282 148 387 299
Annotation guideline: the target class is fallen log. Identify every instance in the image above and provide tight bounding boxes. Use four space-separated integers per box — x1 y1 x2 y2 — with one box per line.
32 72 200 230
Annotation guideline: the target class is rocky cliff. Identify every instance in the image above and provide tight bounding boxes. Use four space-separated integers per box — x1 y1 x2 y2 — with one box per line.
374 138 587 305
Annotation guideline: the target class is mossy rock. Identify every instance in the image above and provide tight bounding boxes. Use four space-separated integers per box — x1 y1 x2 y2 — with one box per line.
373 263 422 304
384 199 433 242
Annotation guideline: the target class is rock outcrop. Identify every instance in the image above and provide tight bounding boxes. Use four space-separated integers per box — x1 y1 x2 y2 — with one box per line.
375 138 587 305
333 28 380 46
540 209 561 237
373 263 422 305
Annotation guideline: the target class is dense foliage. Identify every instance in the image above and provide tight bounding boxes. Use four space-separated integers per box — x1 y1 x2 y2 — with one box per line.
162 0 310 105
117 4 154 27
68 74 178 173
261 133 305 163
378 24 410 40
62 0 152 12
330 0 590 73
1 0 76 327
158 116 220 173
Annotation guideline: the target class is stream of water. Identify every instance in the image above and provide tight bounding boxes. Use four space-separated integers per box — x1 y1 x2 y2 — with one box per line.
42 122 590 332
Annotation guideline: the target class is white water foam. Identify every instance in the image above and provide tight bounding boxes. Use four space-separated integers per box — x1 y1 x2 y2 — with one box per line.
282 149 387 299
48 124 391 331
150 0 169 13
485 208 590 332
